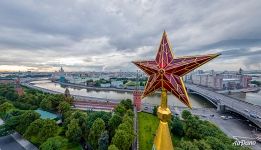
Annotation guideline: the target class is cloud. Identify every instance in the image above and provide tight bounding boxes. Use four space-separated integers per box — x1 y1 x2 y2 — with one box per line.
0 0 261 72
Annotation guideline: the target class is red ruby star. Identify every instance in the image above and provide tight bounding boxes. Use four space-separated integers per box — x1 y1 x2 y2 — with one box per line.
133 31 220 108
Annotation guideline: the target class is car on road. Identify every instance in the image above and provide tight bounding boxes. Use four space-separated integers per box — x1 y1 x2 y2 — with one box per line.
201 115 207 118
249 113 258 118
220 116 228 120
227 116 233 119
244 109 249 112
174 112 179 116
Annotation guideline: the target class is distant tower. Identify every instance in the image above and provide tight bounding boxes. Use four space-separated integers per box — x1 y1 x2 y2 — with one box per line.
133 70 142 112
239 68 243 74
15 77 24 96
64 88 70 97
59 67 65 83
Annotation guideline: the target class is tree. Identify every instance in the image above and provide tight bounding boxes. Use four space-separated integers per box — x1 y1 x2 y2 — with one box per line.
0 124 14 136
40 98 52 111
0 102 15 113
15 110 40 134
108 114 122 138
98 131 109 150
5 109 24 118
108 145 119 150
24 119 58 145
153 106 158 116
38 119 59 143
182 110 192 120
4 115 20 130
24 119 44 139
112 129 132 150
122 115 133 126
114 104 126 116
64 110 88 140
5 91 18 101
126 109 134 117
251 80 260 86
122 115 133 130
177 140 199 150
66 119 82 142
118 123 133 136
40 136 66 150
205 137 226 150
86 111 110 130
49 94 65 109
57 101 70 115
64 96 73 104
194 139 211 150
120 99 133 110
170 116 184 136
184 115 201 139
0 97 8 105
95 81 101 87
112 115 134 150
88 118 105 149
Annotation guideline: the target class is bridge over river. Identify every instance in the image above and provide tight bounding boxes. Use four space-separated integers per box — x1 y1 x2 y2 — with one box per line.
186 84 261 128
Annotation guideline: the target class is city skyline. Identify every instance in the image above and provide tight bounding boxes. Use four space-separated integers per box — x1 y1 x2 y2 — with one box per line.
0 0 261 72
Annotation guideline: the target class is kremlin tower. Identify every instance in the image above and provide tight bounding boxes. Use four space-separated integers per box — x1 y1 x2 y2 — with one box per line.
133 71 142 112
15 77 24 96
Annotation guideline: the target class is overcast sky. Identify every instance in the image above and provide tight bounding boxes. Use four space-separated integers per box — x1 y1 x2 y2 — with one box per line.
0 0 260 72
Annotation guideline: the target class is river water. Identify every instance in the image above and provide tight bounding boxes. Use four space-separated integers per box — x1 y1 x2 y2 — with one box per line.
31 80 261 108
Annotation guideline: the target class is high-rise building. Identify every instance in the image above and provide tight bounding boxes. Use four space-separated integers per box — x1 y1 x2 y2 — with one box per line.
59 67 65 82
191 69 252 90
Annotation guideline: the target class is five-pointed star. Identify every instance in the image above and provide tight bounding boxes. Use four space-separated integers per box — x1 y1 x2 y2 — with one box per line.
132 31 220 108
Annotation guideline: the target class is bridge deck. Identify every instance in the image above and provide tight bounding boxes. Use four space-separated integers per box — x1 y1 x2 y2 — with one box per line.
186 84 261 128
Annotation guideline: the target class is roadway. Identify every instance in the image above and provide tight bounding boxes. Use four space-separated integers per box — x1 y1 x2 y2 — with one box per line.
0 135 25 150
0 119 38 150
186 84 261 128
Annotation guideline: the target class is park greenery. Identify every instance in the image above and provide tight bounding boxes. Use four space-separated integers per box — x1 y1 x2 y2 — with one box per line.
1 82 253 150
0 83 135 150
138 112 159 150
251 80 260 86
85 78 146 88
139 111 251 150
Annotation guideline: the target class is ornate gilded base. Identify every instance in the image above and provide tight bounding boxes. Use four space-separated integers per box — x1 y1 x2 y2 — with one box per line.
153 89 174 150
153 121 174 150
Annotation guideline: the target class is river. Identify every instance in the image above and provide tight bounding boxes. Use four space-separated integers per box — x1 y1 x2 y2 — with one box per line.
31 80 261 108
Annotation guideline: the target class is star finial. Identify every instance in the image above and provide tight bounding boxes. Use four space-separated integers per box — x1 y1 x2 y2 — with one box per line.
133 31 220 108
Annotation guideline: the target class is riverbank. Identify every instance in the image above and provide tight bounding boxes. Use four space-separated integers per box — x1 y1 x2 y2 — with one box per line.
54 81 137 93
27 80 218 108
